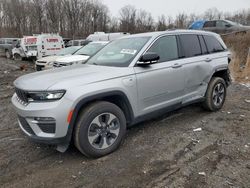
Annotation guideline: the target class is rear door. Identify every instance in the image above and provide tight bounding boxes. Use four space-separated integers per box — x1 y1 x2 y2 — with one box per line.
178 34 212 103
134 35 186 115
203 21 217 33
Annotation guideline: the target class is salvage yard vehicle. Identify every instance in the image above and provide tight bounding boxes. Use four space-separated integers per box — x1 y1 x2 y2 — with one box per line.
189 19 250 35
12 34 64 60
0 38 19 58
86 32 130 41
67 39 91 47
12 30 231 158
36 46 82 71
53 41 108 68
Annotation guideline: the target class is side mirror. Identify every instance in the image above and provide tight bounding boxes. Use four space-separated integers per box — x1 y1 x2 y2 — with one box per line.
15 44 20 48
137 52 160 65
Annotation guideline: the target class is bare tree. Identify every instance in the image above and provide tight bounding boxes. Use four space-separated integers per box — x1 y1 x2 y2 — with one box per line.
119 5 137 33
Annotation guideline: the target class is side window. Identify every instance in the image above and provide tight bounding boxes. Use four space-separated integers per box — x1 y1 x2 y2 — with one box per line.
203 21 216 28
147 35 178 63
203 35 225 53
216 20 228 27
179 34 202 57
6 39 13 44
0 39 3 44
198 35 208 54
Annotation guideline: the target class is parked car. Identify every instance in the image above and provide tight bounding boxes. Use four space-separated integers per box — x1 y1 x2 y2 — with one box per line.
189 20 250 34
53 41 108 68
87 32 130 41
67 39 91 47
12 34 64 60
0 38 19 58
12 30 231 158
35 46 82 71
63 38 72 47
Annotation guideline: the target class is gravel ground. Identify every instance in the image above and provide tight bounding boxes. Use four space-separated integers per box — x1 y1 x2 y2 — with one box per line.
0 57 250 188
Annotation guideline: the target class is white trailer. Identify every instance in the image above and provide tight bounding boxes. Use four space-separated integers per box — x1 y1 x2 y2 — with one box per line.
12 33 64 60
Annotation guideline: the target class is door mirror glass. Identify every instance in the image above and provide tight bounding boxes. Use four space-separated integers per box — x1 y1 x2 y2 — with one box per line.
138 52 160 65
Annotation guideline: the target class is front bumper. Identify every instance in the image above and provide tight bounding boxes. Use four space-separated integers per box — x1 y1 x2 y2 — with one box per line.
11 93 74 145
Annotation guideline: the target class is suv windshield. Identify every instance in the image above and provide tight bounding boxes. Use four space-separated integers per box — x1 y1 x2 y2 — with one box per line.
58 46 81 56
86 37 150 67
74 43 107 56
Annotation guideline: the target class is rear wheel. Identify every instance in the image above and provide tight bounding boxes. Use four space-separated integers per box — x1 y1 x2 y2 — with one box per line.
202 77 227 111
74 101 126 158
5 50 11 59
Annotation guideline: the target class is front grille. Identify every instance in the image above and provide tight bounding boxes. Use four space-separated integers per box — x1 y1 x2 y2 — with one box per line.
15 88 28 104
18 116 35 135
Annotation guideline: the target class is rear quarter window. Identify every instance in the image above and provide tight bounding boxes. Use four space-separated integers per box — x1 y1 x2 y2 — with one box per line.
179 34 202 58
203 35 225 53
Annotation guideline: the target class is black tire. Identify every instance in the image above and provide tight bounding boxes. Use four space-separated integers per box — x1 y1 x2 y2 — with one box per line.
202 77 227 111
36 65 42 71
5 50 11 59
13 53 22 61
74 101 126 158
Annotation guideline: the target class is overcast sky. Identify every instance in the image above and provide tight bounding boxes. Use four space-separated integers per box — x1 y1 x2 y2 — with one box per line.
102 0 249 18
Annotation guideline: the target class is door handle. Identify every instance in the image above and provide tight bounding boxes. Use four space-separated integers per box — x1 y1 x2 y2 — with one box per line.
205 58 212 62
172 63 182 68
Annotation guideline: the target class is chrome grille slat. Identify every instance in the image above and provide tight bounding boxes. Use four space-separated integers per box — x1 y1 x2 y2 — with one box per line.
15 88 28 104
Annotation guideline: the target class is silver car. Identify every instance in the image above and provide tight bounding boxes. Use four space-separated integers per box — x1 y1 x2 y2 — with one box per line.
12 30 231 158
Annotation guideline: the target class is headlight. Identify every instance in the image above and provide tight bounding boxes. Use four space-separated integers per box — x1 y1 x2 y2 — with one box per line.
27 90 66 102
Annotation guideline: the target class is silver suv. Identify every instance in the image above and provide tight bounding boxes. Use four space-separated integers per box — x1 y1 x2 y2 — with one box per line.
12 30 231 158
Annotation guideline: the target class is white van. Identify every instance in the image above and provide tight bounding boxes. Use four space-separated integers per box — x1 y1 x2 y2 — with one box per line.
12 34 64 60
86 32 130 41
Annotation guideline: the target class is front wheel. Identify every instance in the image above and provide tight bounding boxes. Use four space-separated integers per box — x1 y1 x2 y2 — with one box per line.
74 101 126 158
13 53 22 61
202 77 227 111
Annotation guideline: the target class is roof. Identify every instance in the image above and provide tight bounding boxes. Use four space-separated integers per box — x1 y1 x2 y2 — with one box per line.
121 29 218 39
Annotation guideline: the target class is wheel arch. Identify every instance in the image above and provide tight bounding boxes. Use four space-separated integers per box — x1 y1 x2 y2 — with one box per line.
66 90 135 144
210 68 231 87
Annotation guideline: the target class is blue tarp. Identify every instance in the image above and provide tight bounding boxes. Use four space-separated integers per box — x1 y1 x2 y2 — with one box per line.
188 20 206 30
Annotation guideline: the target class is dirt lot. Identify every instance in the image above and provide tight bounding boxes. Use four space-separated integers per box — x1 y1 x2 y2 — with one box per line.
0 57 250 188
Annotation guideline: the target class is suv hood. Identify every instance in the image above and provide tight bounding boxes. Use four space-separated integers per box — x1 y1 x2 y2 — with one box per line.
14 64 133 91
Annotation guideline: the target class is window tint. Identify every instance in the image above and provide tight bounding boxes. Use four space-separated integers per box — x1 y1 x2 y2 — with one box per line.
6 39 13 44
216 20 229 27
147 35 178 63
203 35 225 53
203 21 216 28
198 35 208 54
179 34 202 57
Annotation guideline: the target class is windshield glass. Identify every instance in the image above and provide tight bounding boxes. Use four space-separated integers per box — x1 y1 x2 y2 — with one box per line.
58 46 81 56
86 37 150 67
74 42 107 56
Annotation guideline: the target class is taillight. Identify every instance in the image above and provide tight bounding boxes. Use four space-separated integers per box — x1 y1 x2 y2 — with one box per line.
62 45 64 48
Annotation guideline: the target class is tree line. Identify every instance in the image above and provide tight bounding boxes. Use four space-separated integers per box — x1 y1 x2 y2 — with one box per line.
0 0 249 38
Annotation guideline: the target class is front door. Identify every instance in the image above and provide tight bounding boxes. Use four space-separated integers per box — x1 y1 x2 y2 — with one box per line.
134 35 185 115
